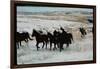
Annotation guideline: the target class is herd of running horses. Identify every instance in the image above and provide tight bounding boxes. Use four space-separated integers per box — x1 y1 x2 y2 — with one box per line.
16 27 88 52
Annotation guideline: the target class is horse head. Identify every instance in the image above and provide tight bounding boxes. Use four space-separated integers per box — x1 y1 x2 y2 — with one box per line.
32 29 38 37
60 27 64 31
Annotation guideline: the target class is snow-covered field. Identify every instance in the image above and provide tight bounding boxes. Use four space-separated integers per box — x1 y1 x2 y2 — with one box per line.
17 12 93 65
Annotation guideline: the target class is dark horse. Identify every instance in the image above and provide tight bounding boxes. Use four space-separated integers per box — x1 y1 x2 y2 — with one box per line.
47 27 73 52
16 32 33 48
79 27 87 38
47 30 59 50
32 29 48 51
88 19 93 23
57 27 73 52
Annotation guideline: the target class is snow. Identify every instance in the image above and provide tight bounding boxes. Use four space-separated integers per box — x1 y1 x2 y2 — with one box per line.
17 13 93 65
17 33 93 64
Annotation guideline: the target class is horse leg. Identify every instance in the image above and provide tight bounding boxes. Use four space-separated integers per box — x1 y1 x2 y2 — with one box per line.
20 41 21 46
61 43 64 50
57 43 60 48
60 43 63 52
69 39 71 44
45 41 47 49
36 42 40 51
66 42 69 47
42 41 45 48
53 43 57 50
18 42 20 48
50 42 52 50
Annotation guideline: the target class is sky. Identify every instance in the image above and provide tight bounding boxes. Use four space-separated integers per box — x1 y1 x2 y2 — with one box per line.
17 6 93 13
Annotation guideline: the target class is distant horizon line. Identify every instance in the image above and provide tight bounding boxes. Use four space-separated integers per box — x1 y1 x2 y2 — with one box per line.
17 6 93 13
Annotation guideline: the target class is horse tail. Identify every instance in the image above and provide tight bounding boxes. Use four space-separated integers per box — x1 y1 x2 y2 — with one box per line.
28 34 33 40
28 36 33 40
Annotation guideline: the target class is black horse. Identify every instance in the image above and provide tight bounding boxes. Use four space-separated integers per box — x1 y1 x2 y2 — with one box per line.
66 33 73 44
47 27 73 52
57 27 73 52
47 30 59 50
88 19 93 23
16 32 33 48
32 29 48 51
60 27 73 44
79 27 87 38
